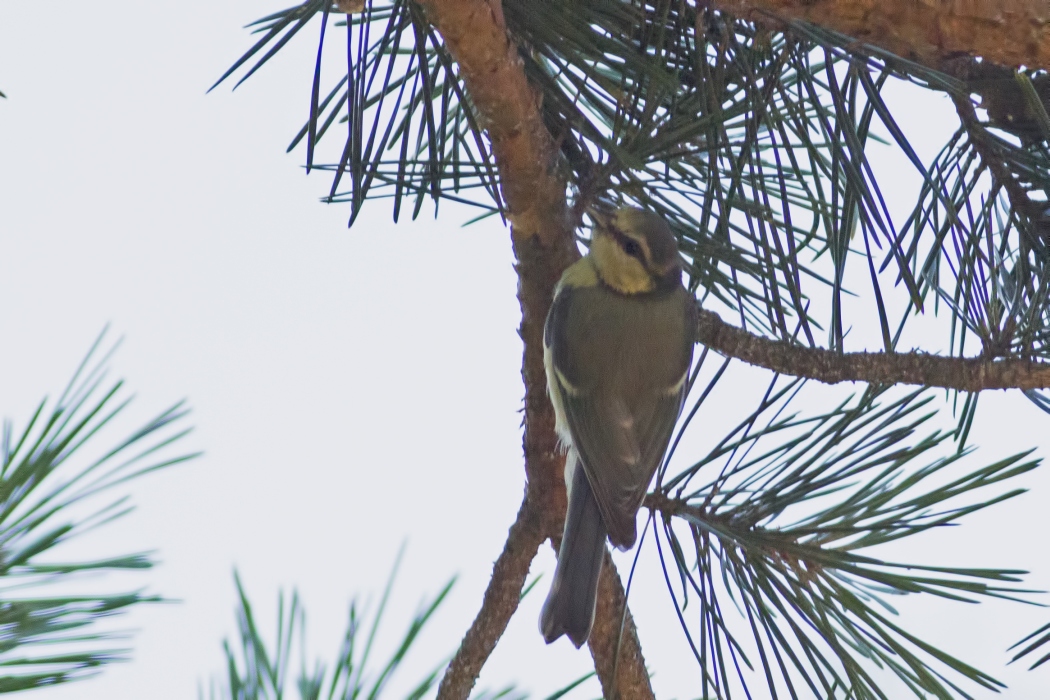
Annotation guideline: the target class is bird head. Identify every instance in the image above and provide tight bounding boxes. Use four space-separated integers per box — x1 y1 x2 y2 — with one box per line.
588 207 683 295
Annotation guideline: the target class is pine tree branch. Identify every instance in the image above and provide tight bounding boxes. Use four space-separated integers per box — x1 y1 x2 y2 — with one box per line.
950 88 1037 223
589 554 656 700
415 0 576 507
418 0 653 696
415 0 569 245
713 0 1050 72
436 493 545 700
698 308 1050 390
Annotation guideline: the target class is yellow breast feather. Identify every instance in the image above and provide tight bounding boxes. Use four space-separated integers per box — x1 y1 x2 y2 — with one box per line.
556 256 600 292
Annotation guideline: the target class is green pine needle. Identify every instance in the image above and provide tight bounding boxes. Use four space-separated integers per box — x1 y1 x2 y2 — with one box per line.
0 328 197 690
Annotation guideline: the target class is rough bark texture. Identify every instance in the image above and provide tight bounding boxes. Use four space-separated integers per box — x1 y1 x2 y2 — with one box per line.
589 555 656 700
415 0 578 507
512 236 578 540
714 0 1050 71
419 0 654 697
698 308 1050 390
416 0 569 246
435 494 545 700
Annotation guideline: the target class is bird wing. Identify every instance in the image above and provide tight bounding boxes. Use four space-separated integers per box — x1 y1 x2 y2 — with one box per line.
546 285 695 550
559 387 685 549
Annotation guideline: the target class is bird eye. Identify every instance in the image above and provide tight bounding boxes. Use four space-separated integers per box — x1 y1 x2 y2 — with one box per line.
623 240 641 257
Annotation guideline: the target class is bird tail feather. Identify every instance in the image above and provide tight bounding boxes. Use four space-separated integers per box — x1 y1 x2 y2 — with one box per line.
540 457 606 648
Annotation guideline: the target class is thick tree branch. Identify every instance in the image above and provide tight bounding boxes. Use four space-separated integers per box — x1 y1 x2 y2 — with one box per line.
419 0 653 697
698 308 1050 390
414 0 576 506
713 0 1050 72
436 493 545 700
415 0 569 246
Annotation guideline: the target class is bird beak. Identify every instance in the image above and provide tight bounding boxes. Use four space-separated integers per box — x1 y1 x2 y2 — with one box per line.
586 203 614 230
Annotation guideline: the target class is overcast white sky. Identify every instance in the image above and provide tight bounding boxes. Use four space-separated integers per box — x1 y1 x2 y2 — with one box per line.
2 2 1050 698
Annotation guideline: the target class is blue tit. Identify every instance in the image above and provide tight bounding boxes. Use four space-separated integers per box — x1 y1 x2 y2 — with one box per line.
540 206 697 647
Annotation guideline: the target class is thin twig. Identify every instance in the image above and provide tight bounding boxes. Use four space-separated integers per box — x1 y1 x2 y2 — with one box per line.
697 307 1050 390
951 91 1036 218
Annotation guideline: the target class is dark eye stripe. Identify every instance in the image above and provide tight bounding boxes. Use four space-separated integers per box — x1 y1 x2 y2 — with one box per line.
610 226 647 261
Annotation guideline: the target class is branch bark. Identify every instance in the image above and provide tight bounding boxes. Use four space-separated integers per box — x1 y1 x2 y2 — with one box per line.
435 493 545 699
698 308 1050 390
414 0 575 506
589 555 656 699
711 0 1050 72
951 91 1034 212
415 0 569 246
947 84 1050 248
418 0 654 697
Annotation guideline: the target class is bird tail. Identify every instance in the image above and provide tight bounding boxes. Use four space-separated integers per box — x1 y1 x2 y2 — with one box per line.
540 455 606 648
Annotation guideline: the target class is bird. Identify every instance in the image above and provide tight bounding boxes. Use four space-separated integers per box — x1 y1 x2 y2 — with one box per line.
540 205 697 648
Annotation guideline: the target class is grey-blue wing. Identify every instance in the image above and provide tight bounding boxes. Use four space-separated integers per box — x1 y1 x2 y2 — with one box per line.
560 386 685 549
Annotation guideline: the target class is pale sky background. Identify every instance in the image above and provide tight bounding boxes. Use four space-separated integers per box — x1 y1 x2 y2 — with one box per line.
2 2 1050 698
